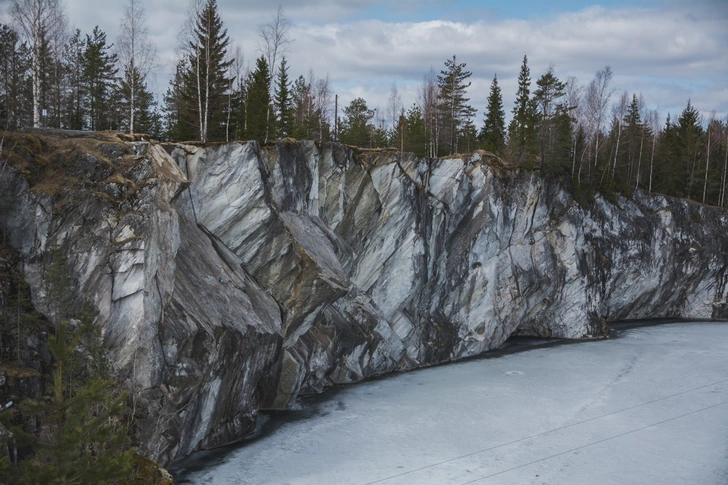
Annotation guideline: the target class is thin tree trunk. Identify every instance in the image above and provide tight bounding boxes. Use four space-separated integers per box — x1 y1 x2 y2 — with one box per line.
635 128 644 190
611 122 621 180
226 90 231 142
703 125 711 204
649 134 656 193
720 130 728 207
32 43 41 127
195 48 203 141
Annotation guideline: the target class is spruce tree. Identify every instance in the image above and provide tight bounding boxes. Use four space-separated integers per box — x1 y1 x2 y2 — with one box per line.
182 0 232 143
479 74 506 154
245 56 271 144
162 61 194 141
508 55 538 167
437 55 476 155
274 56 293 138
676 100 704 198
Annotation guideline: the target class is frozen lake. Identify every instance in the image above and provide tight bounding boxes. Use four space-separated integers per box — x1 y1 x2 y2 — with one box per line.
172 321 728 485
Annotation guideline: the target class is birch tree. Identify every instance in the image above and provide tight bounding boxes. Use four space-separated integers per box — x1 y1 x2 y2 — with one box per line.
181 0 231 143
12 0 66 128
117 0 156 134
418 68 439 157
258 5 291 143
387 81 402 138
585 66 614 171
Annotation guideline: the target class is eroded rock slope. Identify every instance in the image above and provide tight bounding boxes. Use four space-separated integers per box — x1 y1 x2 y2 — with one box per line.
1 133 726 465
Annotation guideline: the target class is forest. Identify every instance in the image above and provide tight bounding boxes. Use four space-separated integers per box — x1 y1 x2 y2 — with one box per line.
1 0 727 209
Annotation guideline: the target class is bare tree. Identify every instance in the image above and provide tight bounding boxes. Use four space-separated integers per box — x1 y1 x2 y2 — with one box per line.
647 109 661 193
418 68 439 157
313 72 332 142
258 5 291 143
585 66 614 172
565 76 583 176
387 81 402 134
117 0 157 134
702 112 717 204
226 44 244 142
610 91 628 180
12 0 66 128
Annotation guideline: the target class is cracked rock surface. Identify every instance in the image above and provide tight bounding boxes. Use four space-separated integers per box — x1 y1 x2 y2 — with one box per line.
1 134 726 465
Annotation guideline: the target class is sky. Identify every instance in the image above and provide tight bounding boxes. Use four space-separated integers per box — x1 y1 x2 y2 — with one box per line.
1 0 727 128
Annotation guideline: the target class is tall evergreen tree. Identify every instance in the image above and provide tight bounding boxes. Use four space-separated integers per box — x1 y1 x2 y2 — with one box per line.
291 74 313 140
676 99 704 198
437 55 476 155
508 55 538 167
162 60 193 141
182 0 232 142
63 29 85 130
118 66 156 135
533 67 566 169
83 26 118 131
11 0 67 128
274 56 293 138
479 74 506 154
245 56 271 144
0 24 31 130
402 104 428 157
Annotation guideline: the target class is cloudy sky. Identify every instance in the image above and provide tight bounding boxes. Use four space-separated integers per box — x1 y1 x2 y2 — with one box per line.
1 0 726 127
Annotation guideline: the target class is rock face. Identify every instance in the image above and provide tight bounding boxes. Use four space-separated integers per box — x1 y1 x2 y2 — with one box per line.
1 133 726 465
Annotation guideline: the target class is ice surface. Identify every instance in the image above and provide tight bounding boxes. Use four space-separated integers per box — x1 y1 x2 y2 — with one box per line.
172 322 728 485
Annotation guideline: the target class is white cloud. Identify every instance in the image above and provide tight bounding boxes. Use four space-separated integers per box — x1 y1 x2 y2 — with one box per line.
1 0 726 124
282 4 727 122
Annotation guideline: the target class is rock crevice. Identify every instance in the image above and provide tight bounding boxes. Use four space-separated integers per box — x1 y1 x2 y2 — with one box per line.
1 135 726 465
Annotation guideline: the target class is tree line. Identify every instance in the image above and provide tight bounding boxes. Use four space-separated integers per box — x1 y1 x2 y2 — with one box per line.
1 0 727 208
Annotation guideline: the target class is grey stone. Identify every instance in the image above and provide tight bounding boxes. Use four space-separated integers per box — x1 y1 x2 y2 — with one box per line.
1 138 726 467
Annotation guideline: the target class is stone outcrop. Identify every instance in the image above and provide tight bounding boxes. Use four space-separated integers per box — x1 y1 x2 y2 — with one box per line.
1 132 726 465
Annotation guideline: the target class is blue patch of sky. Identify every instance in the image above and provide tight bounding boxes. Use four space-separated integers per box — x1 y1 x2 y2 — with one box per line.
348 0 664 23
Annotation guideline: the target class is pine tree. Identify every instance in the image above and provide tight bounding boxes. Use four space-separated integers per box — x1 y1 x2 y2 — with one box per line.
1 247 134 484
400 104 428 157
437 55 476 155
245 56 271 144
479 74 506 154
291 75 314 140
182 0 232 142
274 56 293 138
83 26 118 131
0 23 32 130
339 97 374 147
508 55 538 167
63 29 85 130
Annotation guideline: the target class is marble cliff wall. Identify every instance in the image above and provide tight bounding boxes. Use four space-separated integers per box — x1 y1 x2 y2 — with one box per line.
1 135 726 465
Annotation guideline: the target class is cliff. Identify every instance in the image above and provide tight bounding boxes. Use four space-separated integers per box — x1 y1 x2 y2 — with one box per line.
1 132 726 466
